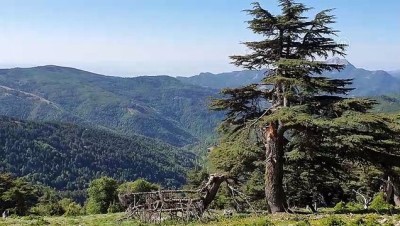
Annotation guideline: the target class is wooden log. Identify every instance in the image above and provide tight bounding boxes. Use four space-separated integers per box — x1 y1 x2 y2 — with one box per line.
128 190 201 196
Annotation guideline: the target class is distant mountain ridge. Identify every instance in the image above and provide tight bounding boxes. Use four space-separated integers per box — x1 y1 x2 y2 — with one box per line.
179 58 400 97
389 70 400 78
177 69 267 89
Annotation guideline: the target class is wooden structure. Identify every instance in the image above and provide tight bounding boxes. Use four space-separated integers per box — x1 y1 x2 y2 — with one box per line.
119 174 226 223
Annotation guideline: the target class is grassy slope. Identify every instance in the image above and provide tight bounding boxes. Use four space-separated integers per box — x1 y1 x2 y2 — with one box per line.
2 213 399 226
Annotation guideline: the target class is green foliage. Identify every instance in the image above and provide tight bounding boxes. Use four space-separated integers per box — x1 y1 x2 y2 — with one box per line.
86 177 119 214
107 202 123 214
0 116 194 193
118 179 159 195
58 198 83 216
30 187 65 216
345 202 364 212
334 201 365 214
1 213 399 226
369 192 393 213
333 202 347 214
185 168 209 189
0 66 221 147
0 173 41 216
64 202 83 216
349 215 381 226
30 202 63 216
295 221 311 226
211 192 230 210
320 216 346 226
210 0 400 212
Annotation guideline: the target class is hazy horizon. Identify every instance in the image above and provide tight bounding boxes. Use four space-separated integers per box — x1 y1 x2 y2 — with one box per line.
0 0 399 77
0 57 396 78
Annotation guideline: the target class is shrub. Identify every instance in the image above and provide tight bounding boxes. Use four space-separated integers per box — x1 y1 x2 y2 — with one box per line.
349 215 381 226
57 198 84 216
64 202 83 216
333 201 347 213
58 198 73 210
369 192 393 213
107 202 123 213
30 202 63 216
345 201 364 212
295 220 311 226
320 216 346 226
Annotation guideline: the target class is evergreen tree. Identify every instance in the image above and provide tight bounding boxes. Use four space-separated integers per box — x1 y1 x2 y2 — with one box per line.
212 0 400 213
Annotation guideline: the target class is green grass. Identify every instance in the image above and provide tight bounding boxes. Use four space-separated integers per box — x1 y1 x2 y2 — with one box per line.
2 213 400 226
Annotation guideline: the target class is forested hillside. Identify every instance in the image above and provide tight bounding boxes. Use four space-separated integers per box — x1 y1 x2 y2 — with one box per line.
0 116 194 191
0 66 221 147
0 63 398 150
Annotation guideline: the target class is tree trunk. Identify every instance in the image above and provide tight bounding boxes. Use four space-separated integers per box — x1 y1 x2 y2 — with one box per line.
384 172 400 207
200 174 226 210
385 176 394 204
389 176 400 207
263 122 287 213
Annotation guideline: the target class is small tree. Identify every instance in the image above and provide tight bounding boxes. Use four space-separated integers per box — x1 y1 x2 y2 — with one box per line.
86 177 118 214
0 173 40 215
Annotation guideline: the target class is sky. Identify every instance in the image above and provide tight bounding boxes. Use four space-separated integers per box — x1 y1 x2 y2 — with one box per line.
0 0 399 77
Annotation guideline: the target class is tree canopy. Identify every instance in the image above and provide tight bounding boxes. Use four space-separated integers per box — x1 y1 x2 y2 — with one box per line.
211 0 400 213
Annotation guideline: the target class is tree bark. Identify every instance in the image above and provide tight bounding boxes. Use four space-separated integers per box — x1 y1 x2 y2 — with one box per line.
389 175 400 207
384 176 394 204
263 122 287 213
201 174 226 210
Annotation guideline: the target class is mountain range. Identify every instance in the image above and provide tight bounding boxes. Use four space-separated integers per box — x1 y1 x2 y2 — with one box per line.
179 58 400 97
0 66 221 147
0 59 399 193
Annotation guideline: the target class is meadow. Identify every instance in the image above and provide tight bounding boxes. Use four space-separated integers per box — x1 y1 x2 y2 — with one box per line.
1 212 400 226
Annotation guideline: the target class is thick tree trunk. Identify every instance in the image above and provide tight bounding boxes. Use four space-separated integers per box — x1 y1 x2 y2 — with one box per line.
383 172 400 207
263 122 287 213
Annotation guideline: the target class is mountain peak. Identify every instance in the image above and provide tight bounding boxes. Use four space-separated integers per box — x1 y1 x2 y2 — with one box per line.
325 57 353 67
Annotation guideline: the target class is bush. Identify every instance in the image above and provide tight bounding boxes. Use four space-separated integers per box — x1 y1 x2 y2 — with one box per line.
369 192 393 213
349 215 381 226
333 201 347 213
320 216 346 226
346 201 364 212
30 202 63 216
295 220 311 226
64 202 83 216
57 198 83 216
107 202 123 213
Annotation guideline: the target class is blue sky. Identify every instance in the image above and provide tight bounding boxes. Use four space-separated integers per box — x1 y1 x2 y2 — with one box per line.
0 0 399 76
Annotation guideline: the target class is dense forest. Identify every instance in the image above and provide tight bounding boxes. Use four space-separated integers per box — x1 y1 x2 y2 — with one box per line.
0 116 194 193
